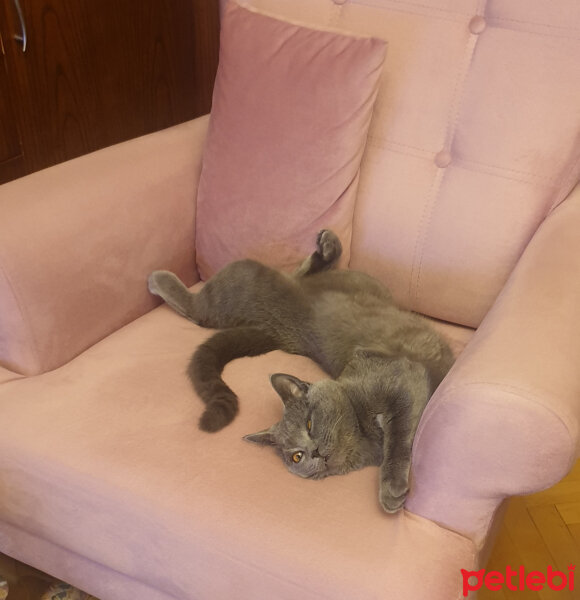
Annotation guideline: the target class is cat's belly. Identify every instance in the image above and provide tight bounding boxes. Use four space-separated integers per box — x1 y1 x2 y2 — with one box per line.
313 294 405 346
310 293 447 375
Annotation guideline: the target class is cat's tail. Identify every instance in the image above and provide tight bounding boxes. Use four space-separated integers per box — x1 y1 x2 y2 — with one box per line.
188 327 279 432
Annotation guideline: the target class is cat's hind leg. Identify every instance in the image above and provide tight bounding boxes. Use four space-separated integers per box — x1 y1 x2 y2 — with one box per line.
148 270 199 323
293 229 342 277
149 261 298 330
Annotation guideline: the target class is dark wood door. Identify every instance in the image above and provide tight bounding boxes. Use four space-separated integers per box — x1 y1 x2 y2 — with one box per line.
0 35 25 182
0 0 219 184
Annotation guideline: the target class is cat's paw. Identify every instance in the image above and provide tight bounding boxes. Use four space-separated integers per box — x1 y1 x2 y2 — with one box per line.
379 478 409 513
147 270 196 321
316 229 342 264
148 270 177 297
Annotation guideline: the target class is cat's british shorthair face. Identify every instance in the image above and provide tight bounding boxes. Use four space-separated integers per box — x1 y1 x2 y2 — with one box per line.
244 373 366 480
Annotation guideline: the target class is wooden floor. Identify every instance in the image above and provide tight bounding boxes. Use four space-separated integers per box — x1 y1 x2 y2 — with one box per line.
0 462 579 599
480 460 580 600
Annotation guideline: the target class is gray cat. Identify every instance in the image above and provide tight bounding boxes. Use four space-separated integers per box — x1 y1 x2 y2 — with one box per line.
148 230 453 512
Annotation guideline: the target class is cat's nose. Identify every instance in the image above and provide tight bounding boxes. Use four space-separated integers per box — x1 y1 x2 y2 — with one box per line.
312 448 321 458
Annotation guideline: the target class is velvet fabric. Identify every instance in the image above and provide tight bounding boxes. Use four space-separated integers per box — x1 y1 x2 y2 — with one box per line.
0 118 208 375
244 0 580 327
0 295 476 600
408 182 580 544
195 2 386 279
0 0 579 598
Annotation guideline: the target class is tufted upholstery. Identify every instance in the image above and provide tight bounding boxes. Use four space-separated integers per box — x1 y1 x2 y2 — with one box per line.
221 0 580 327
237 0 580 328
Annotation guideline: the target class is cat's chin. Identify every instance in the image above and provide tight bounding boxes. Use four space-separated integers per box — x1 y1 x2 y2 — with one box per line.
308 471 329 481
288 453 366 480
292 467 329 481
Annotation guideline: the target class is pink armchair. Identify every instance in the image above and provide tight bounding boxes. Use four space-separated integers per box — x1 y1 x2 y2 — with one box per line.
0 1 578 599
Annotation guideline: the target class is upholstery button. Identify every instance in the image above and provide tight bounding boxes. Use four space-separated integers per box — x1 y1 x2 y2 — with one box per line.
469 15 487 34
434 150 452 168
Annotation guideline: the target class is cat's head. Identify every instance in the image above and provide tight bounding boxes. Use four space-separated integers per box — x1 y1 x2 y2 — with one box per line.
244 373 363 479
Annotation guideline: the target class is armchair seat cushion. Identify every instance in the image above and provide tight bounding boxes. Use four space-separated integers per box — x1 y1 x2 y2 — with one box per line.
0 285 475 600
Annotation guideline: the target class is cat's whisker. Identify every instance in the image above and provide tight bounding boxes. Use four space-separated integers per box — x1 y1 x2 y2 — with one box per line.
328 413 345 440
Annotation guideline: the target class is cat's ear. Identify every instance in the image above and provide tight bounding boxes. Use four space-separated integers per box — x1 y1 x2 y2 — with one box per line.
243 427 278 446
270 373 310 406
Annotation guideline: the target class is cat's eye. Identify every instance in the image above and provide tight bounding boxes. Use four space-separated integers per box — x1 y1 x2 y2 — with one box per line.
306 419 312 432
292 451 304 464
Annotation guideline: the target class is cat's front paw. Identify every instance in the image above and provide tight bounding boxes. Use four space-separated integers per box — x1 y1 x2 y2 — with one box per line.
316 229 342 264
379 478 409 513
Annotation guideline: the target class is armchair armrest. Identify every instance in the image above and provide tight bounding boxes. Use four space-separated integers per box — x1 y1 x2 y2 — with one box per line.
407 182 580 545
0 116 209 376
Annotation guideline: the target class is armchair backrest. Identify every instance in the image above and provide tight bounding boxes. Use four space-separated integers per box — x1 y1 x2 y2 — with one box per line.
240 0 580 328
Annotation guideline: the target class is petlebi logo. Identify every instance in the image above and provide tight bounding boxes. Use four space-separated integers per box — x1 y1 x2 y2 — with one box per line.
461 565 575 596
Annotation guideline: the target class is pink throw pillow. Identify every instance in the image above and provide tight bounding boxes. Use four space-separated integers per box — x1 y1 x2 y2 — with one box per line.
195 2 387 279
